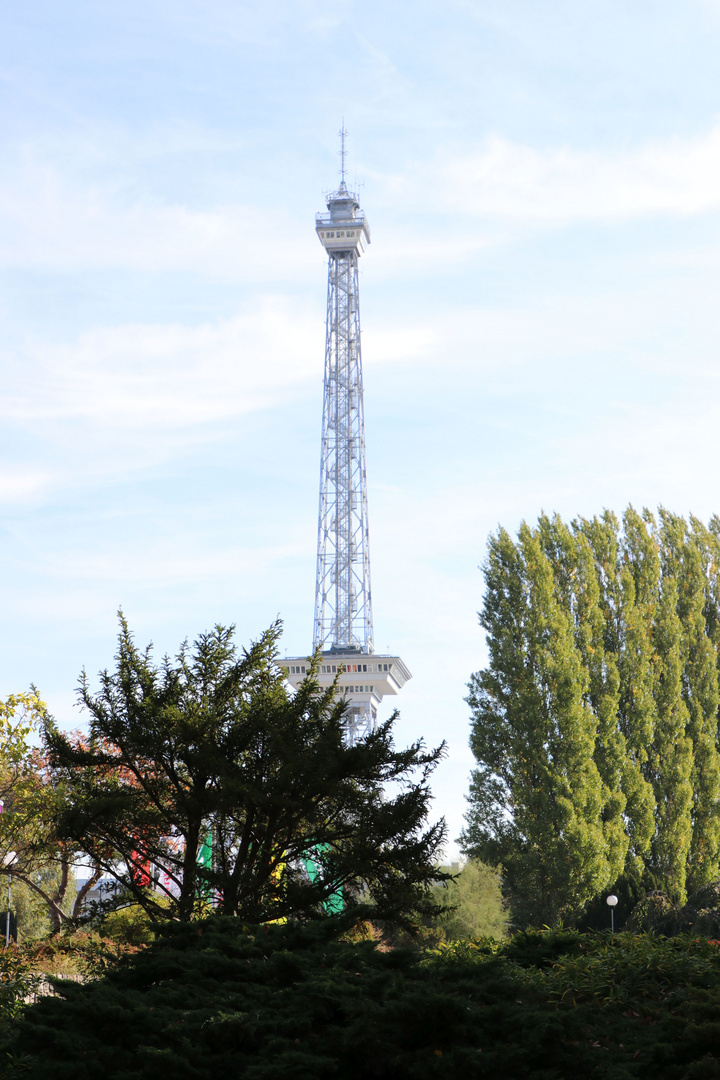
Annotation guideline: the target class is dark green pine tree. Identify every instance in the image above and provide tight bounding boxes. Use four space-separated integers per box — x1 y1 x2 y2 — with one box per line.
44 617 448 928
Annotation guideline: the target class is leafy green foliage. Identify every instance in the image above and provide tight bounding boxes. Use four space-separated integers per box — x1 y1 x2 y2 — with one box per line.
462 508 720 927
98 904 159 946
9 928 141 980
0 693 98 933
0 944 41 1046
623 879 720 941
45 617 447 927
10 874 64 942
431 860 508 941
8 921 720 1079
0 927 141 1068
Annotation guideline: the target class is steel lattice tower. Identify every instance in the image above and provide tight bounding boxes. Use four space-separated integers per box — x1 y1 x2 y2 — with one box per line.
313 135 373 653
282 132 410 743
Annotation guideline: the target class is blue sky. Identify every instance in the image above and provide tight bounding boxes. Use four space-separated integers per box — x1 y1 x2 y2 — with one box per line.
3 0 720 855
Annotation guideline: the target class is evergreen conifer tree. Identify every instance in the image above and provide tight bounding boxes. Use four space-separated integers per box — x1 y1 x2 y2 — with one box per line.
45 618 447 927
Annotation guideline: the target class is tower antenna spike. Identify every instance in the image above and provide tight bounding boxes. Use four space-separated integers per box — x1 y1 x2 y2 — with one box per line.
339 122 347 189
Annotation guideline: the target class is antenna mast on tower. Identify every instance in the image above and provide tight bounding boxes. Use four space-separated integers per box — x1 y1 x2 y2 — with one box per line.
282 130 410 743
339 122 347 185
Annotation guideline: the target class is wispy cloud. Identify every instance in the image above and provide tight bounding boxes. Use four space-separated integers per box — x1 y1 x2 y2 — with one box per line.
2 297 320 429
0 296 324 504
3 256 716 508
377 124 720 223
0 468 53 503
6 120 720 285
0 155 317 278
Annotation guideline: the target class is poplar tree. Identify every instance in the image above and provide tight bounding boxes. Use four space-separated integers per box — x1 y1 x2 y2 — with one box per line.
465 521 609 926
463 508 720 927
558 514 628 885
666 514 720 893
615 508 658 875
649 576 693 901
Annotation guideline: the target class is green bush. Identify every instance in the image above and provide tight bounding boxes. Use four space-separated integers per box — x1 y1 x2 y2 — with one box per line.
15 929 142 980
0 928 142 1033
0 947 40 1046
99 904 160 947
6 920 720 1079
430 860 508 942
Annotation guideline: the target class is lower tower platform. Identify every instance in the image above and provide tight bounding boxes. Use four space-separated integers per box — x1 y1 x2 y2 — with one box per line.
281 651 411 745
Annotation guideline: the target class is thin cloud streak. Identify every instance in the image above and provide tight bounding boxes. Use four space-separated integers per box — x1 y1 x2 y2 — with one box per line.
4 121 720 284
2 299 320 428
2 270 717 507
0 160 317 278
377 124 720 222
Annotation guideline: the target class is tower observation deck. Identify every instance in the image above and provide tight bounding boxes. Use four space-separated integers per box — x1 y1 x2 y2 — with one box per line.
281 132 411 744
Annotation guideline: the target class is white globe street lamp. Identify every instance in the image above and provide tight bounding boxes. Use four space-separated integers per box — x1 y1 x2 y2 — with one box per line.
606 893 618 934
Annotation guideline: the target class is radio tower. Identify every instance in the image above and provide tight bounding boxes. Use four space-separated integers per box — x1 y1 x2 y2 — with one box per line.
282 129 411 743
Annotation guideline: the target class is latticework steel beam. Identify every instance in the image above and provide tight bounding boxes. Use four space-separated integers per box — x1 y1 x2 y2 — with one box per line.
313 183 373 655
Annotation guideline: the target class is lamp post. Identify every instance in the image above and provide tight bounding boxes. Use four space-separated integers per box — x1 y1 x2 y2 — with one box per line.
606 893 618 934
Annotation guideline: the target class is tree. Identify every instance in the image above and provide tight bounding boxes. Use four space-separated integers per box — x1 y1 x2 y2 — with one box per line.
661 513 720 893
45 617 448 927
0 693 101 933
432 859 508 940
461 520 617 927
461 508 720 927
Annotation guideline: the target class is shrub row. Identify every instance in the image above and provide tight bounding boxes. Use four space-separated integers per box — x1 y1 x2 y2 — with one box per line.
4 920 720 1078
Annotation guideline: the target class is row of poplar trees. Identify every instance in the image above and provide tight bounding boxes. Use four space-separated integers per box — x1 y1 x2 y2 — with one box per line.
461 507 720 928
